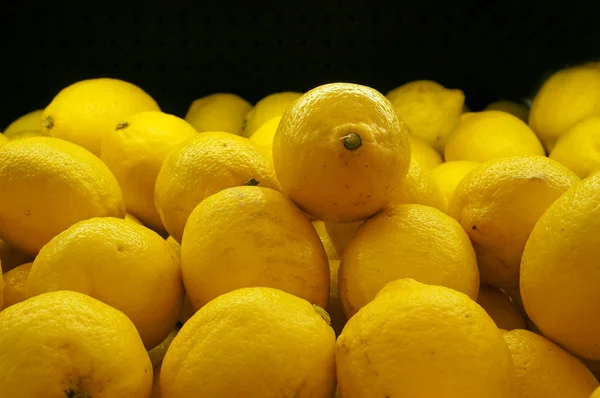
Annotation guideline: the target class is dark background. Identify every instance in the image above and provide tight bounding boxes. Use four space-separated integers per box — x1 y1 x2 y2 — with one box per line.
1 0 599 128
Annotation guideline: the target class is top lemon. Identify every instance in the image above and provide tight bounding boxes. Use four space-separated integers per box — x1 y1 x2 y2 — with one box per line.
386 80 464 152
243 92 302 137
445 111 545 162
273 83 411 223
3 109 43 139
549 116 600 179
41 78 160 155
185 93 251 136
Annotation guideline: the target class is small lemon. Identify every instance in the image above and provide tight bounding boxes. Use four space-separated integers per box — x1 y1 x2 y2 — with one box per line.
2 261 32 309
3 129 42 141
312 221 339 260
273 83 411 222
445 111 545 162
549 116 600 178
185 93 251 136
485 100 529 122
243 91 302 137
3 109 43 138
477 284 526 331
148 328 179 368
391 158 447 212
0 134 9 146
249 116 282 163
410 136 443 171
431 160 479 204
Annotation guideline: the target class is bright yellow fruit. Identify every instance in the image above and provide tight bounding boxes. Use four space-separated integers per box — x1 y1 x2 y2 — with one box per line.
312 221 339 260
391 158 447 212
41 78 160 155
521 172 600 360
243 91 302 137
185 93 251 136
323 221 362 257
477 285 526 331
592 387 600 398
0 291 152 397
0 134 9 146
3 109 43 138
125 212 143 225
249 116 282 163
337 279 517 398
449 156 579 290
387 80 464 152
503 329 599 397
410 136 443 171
530 64 600 150
2 261 32 309
339 204 479 317
445 111 545 162
27 217 184 349
148 328 179 368
0 137 125 256
549 116 600 178
101 111 198 232
0 239 30 273
181 186 329 309
431 160 479 204
4 129 42 141
160 287 336 398
485 100 529 122
155 131 280 242
273 83 411 222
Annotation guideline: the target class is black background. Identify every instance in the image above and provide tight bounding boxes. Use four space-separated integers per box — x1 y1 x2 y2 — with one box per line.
1 0 599 128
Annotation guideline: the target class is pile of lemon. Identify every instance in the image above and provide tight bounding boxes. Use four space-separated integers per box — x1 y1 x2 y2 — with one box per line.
1 62 600 398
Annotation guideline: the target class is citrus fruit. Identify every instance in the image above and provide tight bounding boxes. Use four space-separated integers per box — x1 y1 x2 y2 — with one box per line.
312 220 339 260
101 111 198 232
41 78 160 155
273 83 411 222
249 116 282 163
160 287 336 398
155 131 280 242
3 109 43 138
27 217 184 349
477 284 526 331
242 91 302 137
0 137 125 256
323 221 362 257
445 111 545 162
339 204 479 317
181 186 329 309
449 156 579 290
0 291 152 397
431 160 479 204
391 158 447 212
3 129 42 140
503 329 599 397
410 136 443 171
386 80 465 152
0 239 30 273
0 134 9 146
2 261 32 309
521 171 600 360
485 100 529 122
148 328 179 368
337 279 517 398
125 212 143 225
185 93 251 136
549 116 600 178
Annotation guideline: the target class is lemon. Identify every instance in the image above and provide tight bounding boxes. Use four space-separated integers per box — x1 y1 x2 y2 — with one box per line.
477 285 526 331
41 78 160 155
312 221 339 260
549 116 600 178
593 387 600 398
243 91 302 137
323 221 362 257
0 137 125 256
160 287 336 398
503 329 599 397
485 100 529 122
3 109 43 138
148 328 179 368
3 129 42 141
101 111 198 232
0 134 9 146
0 291 152 397
431 160 479 204
181 186 329 310
391 158 447 212
185 93 251 136
530 64 600 150
410 136 443 171
386 80 465 152
249 116 282 163
521 172 600 360
155 131 280 242
337 279 517 397
2 261 32 309
445 111 545 162
27 217 184 349
0 239 30 273
449 156 579 290
124 212 143 225
273 83 411 223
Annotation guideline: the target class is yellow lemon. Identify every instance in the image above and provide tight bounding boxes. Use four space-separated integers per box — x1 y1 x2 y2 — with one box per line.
503 329 599 397
445 111 545 162
41 78 160 155
27 217 184 349
391 158 447 212
249 116 282 163
160 287 336 398
148 328 179 368
101 111 198 232
549 116 600 178
0 137 125 256
431 160 479 204
410 136 443 171
485 100 529 122
2 261 32 309
185 93 251 136
0 239 31 273
339 204 479 317
477 284 526 331
337 279 517 398
181 186 329 309
530 64 600 150
125 212 143 225
312 221 339 260
273 83 411 222
3 109 43 138
592 387 600 398
323 221 362 257
3 129 42 141
521 172 600 360
449 156 579 290
0 134 9 146
0 291 152 397
243 91 302 137
387 80 464 152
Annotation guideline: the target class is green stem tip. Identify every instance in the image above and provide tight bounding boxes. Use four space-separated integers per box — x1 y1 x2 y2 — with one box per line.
313 304 331 325
43 116 54 130
342 133 362 150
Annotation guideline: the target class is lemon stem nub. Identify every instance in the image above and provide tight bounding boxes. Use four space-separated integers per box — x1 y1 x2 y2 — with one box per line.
43 116 54 130
116 121 129 130
244 178 260 186
313 304 331 325
342 133 362 150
